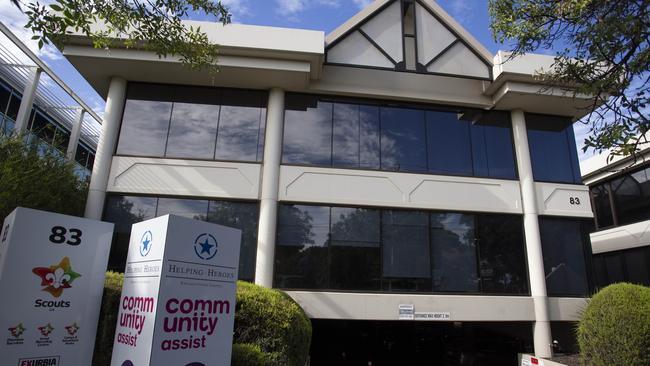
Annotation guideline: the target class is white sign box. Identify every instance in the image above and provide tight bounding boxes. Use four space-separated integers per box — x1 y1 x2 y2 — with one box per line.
0 207 114 366
111 215 241 366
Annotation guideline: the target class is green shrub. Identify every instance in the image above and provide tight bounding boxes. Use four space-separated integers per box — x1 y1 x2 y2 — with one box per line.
234 281 312 366
92 276 312 366
577 283 650 366
93 271 124 366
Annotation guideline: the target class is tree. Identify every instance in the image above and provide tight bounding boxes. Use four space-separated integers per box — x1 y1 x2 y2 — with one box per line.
16 0 231 71
489 0 649 158
0 134 87 219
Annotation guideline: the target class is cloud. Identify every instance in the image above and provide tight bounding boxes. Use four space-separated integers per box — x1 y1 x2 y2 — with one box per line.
352 0 373 9
275 0 343 17
220 0 253 20
0 1 62 62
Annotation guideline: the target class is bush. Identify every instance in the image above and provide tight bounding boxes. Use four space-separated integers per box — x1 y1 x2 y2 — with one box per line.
234 281 312 366
93 271 124 366
92 276 312 366
577 283 650 366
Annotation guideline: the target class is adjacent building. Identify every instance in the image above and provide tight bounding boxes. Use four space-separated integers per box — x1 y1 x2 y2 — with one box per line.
62 0 596 363
582 145 650 288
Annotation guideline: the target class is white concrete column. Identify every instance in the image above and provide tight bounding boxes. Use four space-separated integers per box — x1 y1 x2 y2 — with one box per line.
13 66 42 134
66 108 84 161
511 109 553 358
84 77 127 220
254 88 285 287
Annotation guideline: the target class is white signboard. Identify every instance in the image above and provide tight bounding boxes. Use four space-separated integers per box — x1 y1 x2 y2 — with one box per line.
398 304 414 320
414 312 451 321
0 207 114 366
111 215 241 366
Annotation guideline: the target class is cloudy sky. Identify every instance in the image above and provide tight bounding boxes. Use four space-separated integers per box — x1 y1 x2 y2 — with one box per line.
0 0 592 158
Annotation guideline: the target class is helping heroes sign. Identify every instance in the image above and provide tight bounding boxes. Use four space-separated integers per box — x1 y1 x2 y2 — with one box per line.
0 207 114 366
111 215 241 366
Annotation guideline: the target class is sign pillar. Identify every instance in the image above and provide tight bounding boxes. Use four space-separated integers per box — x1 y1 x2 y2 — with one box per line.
0 207 113 366
111 214 241 366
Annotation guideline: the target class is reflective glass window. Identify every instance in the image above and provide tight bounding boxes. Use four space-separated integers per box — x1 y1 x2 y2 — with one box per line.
207 201 259 282
539 218 590 296
477 215 528 294
0 83 11 120
470 112 517 179
329 207 380 290
165 86 219 159
591 183 614 228
275 205 330 289
426 111 472 176
604 255 625 283
103 195 157 271
215 90 266 162
283 95 333 165
526 114 581 183
6 92 21 121
117 84 173 156
103 195 259 281
381 210 430 291
431 213 478 292
610 166 650 226
624 249 650 286
380 107 428 172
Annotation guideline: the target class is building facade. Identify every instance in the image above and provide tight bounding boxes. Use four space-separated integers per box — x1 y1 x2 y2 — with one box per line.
582 146 650 288
63 1 596 363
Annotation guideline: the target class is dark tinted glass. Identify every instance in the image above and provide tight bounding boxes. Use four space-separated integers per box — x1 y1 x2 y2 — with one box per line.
593 246 650 288
207 201 259 282
6 92 20 121
382 210 430 291
103 195 157 271
282 95 332 165
610 166 650 226
103 195 259 280
526 114 581 183
477 215 528 294
604 255 625 283
0 84 10 119
30 111 56 144
470 112 517 179
75 146 90 167
539 218 590 296
624 249 650 286
426 111 472 176
215 90 266 162
274 205 330 289
431 213 478 292
165 86 219 159
329 207 380 290
380 107 427 172
117 84 174 156
591 183 614 228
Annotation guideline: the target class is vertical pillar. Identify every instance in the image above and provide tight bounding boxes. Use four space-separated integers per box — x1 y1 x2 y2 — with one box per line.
66 108 85 161
84 77 127 220
254 88 285 287
13 66 42 134
511 109 553 358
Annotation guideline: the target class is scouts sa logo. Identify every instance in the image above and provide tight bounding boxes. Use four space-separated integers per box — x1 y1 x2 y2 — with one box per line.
32 257 81 298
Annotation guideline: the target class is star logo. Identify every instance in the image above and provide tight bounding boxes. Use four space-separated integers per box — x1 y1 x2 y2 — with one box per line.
38 323 54 337
32 257 81 298
140 230 153 257
8 323 25 338
193 233 218 260
65 322 79 336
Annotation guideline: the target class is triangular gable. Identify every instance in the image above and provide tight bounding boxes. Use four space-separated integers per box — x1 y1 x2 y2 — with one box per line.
326 0 493 80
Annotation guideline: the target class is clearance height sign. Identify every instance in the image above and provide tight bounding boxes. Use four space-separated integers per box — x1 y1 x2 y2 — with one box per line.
111 215 241 366
0 207 114 366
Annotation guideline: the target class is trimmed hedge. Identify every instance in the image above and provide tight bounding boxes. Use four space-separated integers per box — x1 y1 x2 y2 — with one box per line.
92 273 312 366
577 283 650 366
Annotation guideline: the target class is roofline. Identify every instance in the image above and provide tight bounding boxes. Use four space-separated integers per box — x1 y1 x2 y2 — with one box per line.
325 0 494 66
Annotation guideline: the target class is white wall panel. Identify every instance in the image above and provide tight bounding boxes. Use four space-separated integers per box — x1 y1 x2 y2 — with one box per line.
534 182 593 218
327 32 394 68
361 1 403 63
286 291 534 321
107 156 261 199
415 3 456 65
547 297 588 321
428 42 490 78
279 165 522 214
590 220 650 254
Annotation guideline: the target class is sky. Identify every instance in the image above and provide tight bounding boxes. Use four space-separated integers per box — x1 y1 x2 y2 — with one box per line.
0 0 593 159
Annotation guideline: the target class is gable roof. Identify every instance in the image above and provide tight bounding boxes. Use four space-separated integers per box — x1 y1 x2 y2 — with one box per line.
325 0 494 79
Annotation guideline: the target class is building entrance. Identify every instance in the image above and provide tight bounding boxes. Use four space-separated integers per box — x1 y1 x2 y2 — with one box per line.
309 320 533 366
